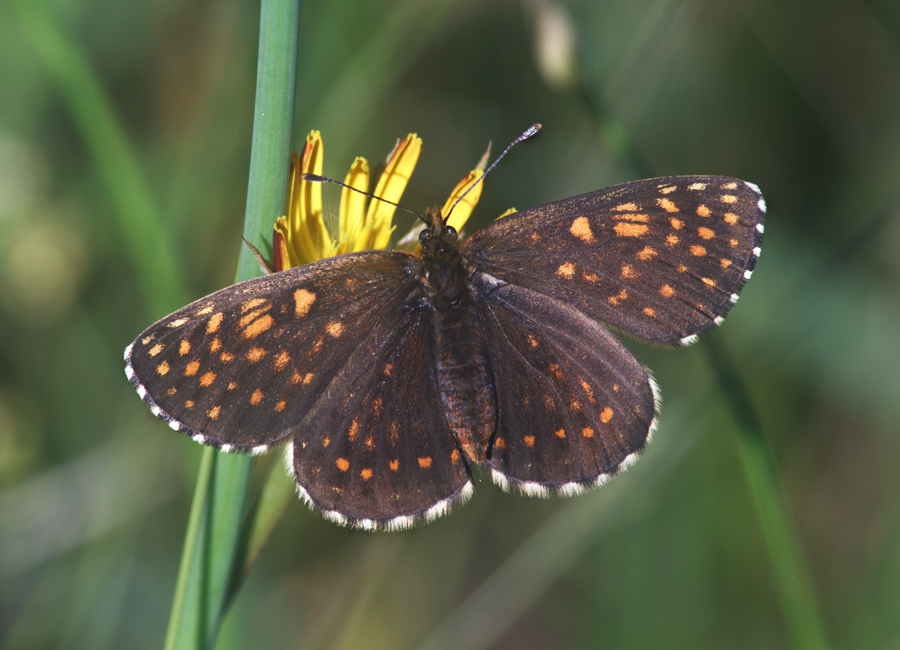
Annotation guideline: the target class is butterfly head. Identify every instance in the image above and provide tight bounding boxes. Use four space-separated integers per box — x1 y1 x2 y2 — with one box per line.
419 206 468 305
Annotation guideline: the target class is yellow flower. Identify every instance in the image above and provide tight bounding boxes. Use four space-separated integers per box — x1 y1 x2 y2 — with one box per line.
273 131 489 271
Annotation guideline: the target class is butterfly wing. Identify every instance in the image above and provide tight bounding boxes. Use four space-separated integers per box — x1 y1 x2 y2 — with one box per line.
473 275 658 494
464 176 765 346
290 288 472 529
126 250 471 528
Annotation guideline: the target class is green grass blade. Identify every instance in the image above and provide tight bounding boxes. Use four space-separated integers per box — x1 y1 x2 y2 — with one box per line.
705 337 830 650
163 0 302 648
9 0 187 315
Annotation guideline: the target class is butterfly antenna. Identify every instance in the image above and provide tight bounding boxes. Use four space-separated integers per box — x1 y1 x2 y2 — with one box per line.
299 174 427 225
445 123 542 224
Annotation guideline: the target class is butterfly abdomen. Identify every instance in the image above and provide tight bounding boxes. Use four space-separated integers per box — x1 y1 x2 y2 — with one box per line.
432 295 496 463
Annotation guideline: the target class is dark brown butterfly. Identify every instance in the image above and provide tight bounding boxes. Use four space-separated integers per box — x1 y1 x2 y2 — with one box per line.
125 164 764 531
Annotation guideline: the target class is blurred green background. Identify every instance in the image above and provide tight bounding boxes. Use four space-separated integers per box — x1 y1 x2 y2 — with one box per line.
2 0 899 648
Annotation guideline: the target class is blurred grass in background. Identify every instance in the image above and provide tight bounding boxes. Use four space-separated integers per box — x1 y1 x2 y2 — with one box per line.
1 0 900 648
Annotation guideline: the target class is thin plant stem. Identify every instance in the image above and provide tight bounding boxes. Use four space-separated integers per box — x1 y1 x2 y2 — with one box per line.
164 1 302 648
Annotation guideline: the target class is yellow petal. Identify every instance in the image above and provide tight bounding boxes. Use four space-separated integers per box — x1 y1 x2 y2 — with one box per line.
442 170 485 233
496 207 518 219
337 157 370 254
286 132 334 266
365 135 421 250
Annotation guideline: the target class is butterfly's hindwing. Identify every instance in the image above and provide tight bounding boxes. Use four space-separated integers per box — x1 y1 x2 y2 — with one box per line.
291 288 472 529
464 176 765 346
474 275 657 495
126 251 423 452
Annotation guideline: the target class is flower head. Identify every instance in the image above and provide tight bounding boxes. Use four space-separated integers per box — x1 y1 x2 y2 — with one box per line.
273 131 489 271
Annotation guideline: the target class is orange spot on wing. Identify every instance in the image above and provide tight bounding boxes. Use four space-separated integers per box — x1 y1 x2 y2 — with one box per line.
149 343 163 357
724 212 739 225
199 371 216 387
690 245 707 257
621 264 636 278
556 262 576 278
246 347 266 362
389 459 399 471
494 437 506 449
657 198 679 212
274 351 290 371
614 223 649 237
294 289 316 317
179 340 190 356
240 298 266 312
250 389 263 405
208 406 220 420
614 202 639 211
643 307 656 317
569 216 595 242
326 321 344 337
720 194 737 203
275 400 286 412
206 313 223 334
242 313 273 338
157 361 170 375
418 456 433 468
582 427 594 438
670 218 683 230
580 379 594 401
666 234 679 246
608 289 628 306
209 337 221 353
555 429 566 439
184 361 200 377
451 449 461 462
636 246 657 261
696 205 711 217
660 284 675 297
524 435 535 447
336 458 349 472
600 407 613 423
360 468 373 481
698 227 715 240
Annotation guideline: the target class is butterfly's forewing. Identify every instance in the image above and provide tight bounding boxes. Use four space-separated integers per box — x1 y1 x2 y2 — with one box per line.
126 251 424 452
127 250 471 528
473 276 657 495
291 289 471 529
464 176 765 346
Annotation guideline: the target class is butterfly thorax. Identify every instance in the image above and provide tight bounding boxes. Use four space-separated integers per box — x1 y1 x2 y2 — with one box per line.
418 207 469 306
419 207 497 462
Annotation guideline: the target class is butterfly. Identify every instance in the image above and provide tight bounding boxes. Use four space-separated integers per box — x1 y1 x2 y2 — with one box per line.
125 174 765 531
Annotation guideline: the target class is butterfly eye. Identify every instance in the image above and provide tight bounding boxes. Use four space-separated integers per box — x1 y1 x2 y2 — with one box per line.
419 230 431 243
445 225 457 236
